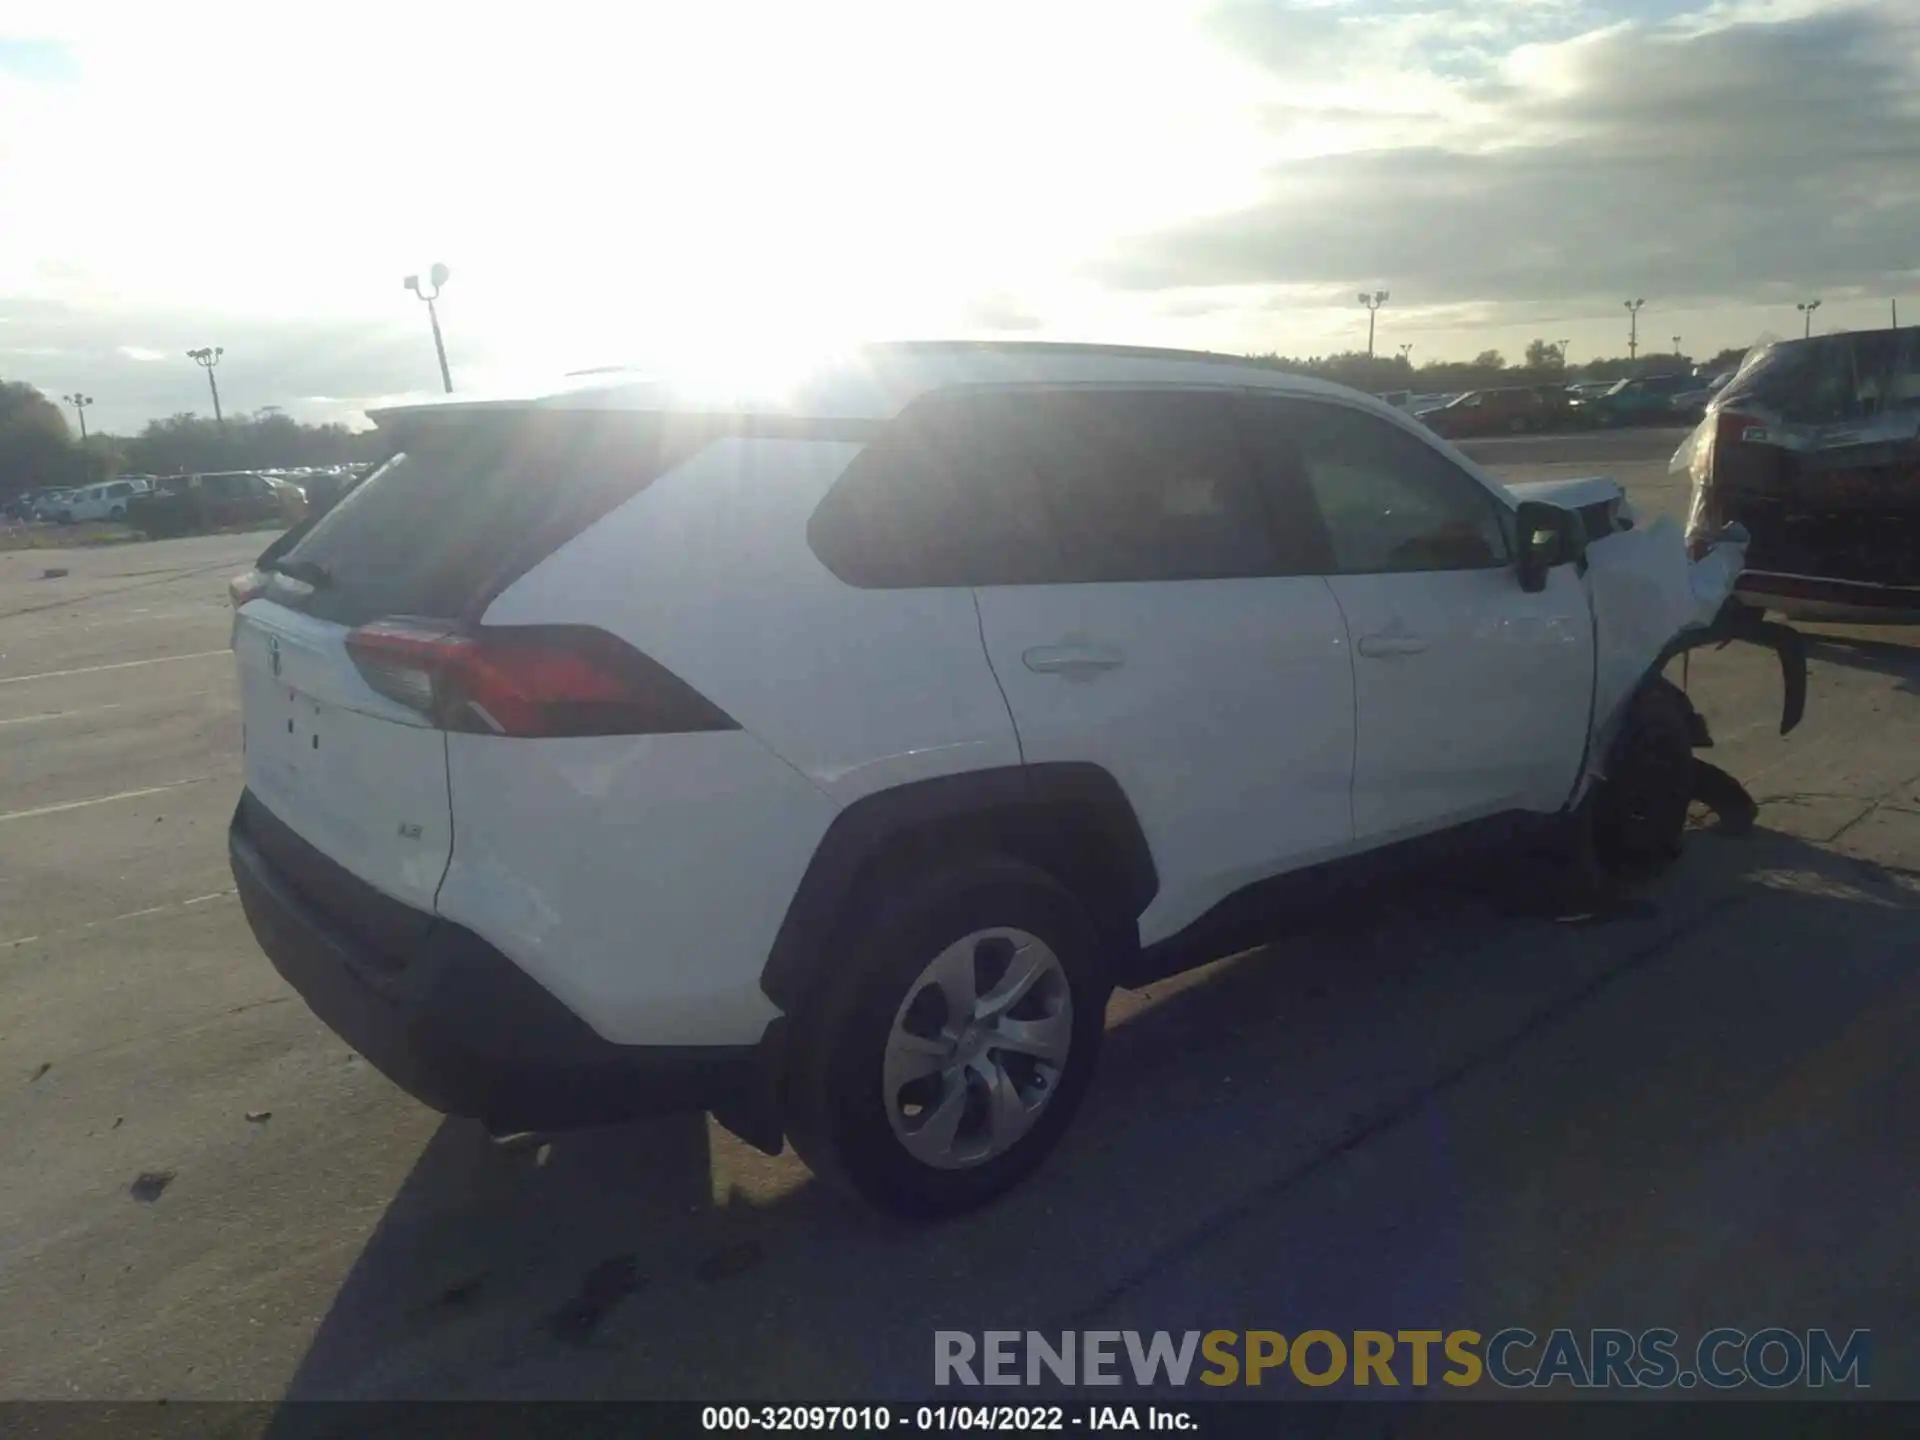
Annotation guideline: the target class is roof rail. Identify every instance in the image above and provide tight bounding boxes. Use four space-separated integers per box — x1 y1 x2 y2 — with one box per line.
856 338 1273 368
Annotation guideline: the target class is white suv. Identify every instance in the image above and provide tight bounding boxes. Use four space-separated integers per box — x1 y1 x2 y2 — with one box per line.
58 477 149 523
227 342 1789 1216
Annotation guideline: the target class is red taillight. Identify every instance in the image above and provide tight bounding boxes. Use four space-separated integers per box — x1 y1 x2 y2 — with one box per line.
344 620 736 738
1686 410 1772 556
229 569 269 608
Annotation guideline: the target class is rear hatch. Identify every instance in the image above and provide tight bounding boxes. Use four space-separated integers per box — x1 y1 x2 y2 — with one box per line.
234 601 456 910
233 408 711 908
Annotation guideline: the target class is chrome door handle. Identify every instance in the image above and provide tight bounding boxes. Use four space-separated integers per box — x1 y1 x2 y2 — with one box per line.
1023 644 1125 678
1357 635 1428 658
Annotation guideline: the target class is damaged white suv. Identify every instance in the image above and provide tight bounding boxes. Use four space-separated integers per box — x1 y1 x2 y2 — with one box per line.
227 343 1797 1217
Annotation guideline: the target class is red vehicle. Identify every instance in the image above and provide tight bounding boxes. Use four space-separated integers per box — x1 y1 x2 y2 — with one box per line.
1420 386 1548 439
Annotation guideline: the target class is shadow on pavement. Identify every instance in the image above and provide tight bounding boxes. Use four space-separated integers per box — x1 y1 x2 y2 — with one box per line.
1802 632 1920 697
272 821 1920 1410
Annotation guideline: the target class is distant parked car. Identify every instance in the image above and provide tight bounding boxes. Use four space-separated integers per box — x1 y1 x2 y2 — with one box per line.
1678 324 1920 623
1420 386 1548 438
1669 371 1737 422
31 488 77 521
292 467 362 519
56 478 152 524
263 476 310 524
128 471 295 538
1569 374 1695 427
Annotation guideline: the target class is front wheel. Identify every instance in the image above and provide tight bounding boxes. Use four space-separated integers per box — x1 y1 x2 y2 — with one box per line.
784 856 1111 1218
1592 678 1696 878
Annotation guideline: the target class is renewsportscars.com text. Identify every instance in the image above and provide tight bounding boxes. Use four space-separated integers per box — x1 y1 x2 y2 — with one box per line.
934 1329 1871 1390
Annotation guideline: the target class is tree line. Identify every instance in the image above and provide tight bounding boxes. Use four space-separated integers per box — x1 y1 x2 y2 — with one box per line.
3 339 1751 502
1242 340 1750 397
0 380 380 504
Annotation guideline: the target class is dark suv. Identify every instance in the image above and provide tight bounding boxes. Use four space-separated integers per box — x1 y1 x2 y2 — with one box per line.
1678 326 1920 621
128 471 293 538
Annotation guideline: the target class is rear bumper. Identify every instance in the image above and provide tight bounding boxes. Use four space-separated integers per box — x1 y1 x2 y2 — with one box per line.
229 792 786 1142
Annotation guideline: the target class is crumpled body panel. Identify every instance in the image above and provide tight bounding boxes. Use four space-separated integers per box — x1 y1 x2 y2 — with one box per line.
1584 515 1746 747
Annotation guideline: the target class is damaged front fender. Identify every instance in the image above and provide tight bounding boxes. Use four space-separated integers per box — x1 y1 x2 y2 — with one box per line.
1575 511 1806 802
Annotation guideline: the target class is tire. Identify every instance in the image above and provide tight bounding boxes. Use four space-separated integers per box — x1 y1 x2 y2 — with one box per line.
1592 678 1695 879
109 505 125 520
784 855 1111 1218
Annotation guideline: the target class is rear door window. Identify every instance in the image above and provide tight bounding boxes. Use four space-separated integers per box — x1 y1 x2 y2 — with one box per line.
272 412 712 627
1007 389 1278 583
807 388 1288 587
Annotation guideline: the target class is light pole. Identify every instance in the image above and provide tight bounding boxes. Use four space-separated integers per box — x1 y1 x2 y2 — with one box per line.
1672 335 1683 361
1624 298 1645 361
404 263 454 393
1358 289 1389 359
186 347 224 426
1397 343 1413 365
62 393 93 443
1796 299 1821 338
1555 338 1570 373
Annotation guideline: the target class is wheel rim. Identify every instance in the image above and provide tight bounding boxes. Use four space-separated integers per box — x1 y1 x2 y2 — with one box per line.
882 927 1073 1170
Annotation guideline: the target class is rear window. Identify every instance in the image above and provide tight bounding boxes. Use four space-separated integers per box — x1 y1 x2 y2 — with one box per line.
1721 329 1915 424
272 412 712 627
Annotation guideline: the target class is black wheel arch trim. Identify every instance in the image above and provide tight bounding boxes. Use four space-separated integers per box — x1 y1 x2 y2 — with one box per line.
1654 598 1808 736
759 762 1158 1015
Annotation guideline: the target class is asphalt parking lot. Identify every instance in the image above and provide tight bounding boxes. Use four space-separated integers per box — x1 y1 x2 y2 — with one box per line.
2 429 1916 1401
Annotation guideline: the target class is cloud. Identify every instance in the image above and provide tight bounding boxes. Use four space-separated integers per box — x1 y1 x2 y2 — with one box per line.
961 292 1045 332
0 298 444 432
1103 4 1920 312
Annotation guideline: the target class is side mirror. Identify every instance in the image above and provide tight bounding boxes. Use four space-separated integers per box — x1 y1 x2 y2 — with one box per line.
1514 500 1583 592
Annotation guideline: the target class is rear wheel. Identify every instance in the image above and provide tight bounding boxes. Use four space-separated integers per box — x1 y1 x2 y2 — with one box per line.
784 856 1110 1218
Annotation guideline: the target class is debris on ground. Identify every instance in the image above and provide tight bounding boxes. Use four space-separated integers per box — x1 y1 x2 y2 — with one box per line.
545 1255 644 1346
437 1273 488 1310
696 1240 766 1284
1691 759 1760 834
129 1170 175 1202
245 1110 271 1124
40 567 69 579
29 1062 50 1083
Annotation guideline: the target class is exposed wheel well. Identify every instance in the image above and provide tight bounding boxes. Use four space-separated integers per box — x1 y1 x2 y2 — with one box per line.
760 764 1155 1016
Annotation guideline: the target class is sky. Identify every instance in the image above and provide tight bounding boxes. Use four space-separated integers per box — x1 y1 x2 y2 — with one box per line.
2 0 1917 432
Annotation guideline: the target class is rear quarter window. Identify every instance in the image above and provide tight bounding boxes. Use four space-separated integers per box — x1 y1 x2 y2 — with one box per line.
274 411 713 627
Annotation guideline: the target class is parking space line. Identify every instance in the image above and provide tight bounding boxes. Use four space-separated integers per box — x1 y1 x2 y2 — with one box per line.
0 779 211 824
0 704 125 728
0 650 228 686
0 889 236 950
